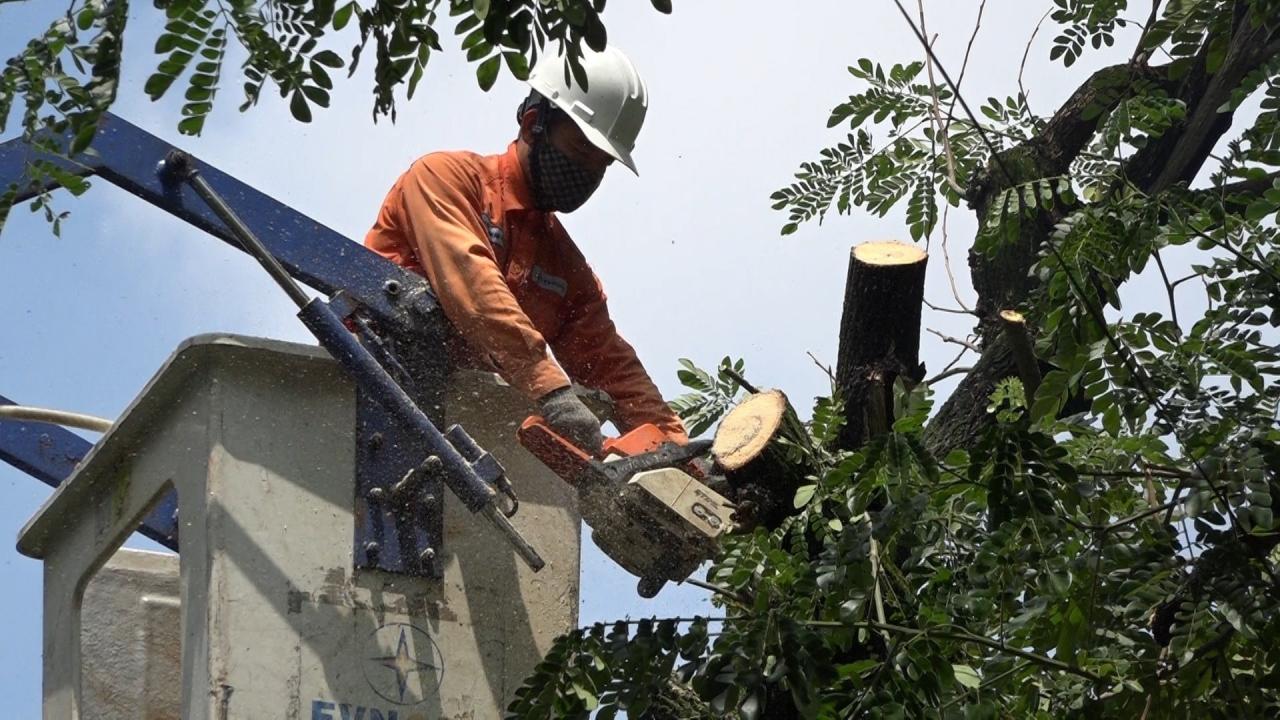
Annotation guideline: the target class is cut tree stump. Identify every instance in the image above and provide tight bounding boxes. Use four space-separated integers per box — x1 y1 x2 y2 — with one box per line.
998 309 1041 398
835 241 928 451
713 390 788 473
712 389 812 530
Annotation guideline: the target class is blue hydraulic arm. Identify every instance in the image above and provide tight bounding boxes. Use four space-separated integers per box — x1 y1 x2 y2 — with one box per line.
0 113 529 575
0 113 437 333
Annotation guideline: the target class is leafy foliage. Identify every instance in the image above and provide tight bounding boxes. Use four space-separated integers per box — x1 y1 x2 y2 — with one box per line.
514 1 1280 717
507 618 714 719
769 55 1041 242
668 356 747 438
514 356 1279 717
1048 0 1127 67
0 0 672 230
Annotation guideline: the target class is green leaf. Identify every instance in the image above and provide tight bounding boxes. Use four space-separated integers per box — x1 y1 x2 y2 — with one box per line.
332 2 356 31
1102 404 1121 436
1055 603 1086 663
1251 506 1274 531
571 682 598 710
70 122 97 155
302 85 330 107
289 91 312 122
312 50 343 69
178 115 205 135
952 664 981 689
503 51 529 81
476 54 501 91
793 484 816 508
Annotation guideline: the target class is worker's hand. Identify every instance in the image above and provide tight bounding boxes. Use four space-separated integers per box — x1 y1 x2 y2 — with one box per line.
539 387 604 455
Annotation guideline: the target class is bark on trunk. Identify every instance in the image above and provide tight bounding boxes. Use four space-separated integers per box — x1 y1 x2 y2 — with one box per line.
923 334 1016 458
834 241 928 451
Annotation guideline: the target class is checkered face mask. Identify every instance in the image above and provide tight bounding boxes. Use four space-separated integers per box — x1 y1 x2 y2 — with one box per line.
529 131 605 213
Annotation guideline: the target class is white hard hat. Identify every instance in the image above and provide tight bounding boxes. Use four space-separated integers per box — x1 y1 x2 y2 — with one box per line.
526 45 648 174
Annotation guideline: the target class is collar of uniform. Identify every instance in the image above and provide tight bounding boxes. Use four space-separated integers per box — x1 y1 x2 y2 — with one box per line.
498 141 536 211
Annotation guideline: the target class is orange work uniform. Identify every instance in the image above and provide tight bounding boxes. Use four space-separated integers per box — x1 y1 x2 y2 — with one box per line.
364 142 686 441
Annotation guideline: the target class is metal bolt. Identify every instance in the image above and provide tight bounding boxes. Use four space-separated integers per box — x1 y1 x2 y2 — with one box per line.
367 487 387 503
383 279 402 298
364 541 381 561
421 493 437 509
422 545 442 573
367 432 384 452
419 548 439 575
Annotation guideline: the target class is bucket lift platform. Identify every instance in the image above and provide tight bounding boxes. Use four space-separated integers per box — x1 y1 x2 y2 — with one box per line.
17 334 581 719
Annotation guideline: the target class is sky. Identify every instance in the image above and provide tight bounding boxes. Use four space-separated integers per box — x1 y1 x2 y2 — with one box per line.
0 1 1251 715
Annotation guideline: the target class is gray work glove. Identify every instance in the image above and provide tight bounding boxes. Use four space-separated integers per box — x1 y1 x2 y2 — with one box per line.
539 387 604 455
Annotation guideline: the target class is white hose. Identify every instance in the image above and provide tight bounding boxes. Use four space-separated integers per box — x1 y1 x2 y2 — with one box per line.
0 404 113 433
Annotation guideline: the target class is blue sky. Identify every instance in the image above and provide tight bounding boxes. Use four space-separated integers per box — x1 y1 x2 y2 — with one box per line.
1 1 1227 715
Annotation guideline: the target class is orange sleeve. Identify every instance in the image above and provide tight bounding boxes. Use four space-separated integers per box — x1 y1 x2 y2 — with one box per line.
398 154 570 401
552 262 688 442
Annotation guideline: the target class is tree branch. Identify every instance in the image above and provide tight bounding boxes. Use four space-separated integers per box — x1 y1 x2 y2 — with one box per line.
1186 169 1280 213
1126 11 1280 193
1017 10 1053 112
927 328 980 353
804 619 1102 682
926 364 973 386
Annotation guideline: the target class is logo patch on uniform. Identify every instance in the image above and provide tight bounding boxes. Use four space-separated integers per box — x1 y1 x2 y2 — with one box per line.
481 212 504 247
531 265 568 297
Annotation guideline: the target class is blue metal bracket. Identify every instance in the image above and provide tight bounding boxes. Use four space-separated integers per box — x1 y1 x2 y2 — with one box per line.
0 114 463 573
0 395 179 550
353 391 445 578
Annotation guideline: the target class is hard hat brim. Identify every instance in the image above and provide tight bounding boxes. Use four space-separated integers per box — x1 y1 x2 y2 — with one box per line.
568 113 639 175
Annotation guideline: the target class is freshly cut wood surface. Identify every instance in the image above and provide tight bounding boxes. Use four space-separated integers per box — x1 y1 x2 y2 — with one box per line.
852 241 927 266
712 390 788 472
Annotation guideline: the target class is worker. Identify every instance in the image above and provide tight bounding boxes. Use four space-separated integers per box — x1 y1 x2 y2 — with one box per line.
364 46 687 455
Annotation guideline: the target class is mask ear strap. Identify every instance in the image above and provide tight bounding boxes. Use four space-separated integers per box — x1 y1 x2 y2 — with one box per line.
531 98 552 138
528 97 553 210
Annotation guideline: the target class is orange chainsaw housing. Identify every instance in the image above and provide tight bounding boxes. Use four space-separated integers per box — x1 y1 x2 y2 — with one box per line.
517 417 693 489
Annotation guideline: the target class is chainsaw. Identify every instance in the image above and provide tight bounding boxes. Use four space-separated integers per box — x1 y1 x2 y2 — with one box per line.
518 418 735 597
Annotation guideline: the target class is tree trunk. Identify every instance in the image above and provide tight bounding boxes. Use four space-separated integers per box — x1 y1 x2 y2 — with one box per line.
834 241 928 451
935 32 1280 456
